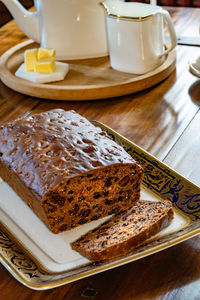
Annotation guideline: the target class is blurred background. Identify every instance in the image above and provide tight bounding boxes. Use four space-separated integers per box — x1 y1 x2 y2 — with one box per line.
0 0 199 28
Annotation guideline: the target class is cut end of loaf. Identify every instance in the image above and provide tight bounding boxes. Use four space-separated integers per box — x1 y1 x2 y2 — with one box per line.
0 108 144 234
71 200 174 261
42 163 143 233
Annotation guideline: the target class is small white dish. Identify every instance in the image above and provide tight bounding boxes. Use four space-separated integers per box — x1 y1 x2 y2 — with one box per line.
15 61 69 83
188 53 200 78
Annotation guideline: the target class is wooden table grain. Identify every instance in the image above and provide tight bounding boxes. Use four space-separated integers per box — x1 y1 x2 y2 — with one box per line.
0 7 200 300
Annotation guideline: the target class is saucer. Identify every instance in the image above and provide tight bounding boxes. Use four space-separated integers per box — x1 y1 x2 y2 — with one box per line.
188 53 200 78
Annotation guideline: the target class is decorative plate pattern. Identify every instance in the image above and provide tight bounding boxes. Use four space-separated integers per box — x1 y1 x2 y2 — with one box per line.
100 124 200 220
0 121 200 290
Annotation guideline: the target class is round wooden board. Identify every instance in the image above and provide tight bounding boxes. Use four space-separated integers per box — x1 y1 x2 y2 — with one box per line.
0 40 176 101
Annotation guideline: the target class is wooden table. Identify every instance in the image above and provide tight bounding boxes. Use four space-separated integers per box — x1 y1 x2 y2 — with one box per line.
0 6 200 300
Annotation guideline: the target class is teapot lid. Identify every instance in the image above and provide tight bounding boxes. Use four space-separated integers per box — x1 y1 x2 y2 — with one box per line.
102 0 161 19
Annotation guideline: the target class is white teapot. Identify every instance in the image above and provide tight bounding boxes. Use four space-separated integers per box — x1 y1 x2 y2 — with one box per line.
1 0 108 59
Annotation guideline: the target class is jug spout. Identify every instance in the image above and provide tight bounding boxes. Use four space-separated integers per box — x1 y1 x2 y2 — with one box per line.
101 0 124 16
1 0 40 43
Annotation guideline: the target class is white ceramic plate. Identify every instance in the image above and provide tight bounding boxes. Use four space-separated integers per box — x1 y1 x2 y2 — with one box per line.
0 122 200 290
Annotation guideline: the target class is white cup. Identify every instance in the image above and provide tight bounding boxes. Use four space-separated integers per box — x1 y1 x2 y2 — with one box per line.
102 1 177 74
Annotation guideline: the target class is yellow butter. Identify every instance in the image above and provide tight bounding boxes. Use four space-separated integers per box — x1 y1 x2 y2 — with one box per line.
34 58 56 73
38 48 56 60
24 49 38 72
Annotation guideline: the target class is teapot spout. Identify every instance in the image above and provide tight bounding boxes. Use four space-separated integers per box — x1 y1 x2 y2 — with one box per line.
1 0 40 43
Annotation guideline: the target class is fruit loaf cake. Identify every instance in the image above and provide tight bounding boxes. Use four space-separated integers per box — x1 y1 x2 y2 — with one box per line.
71 200 174 261
0 109 143 233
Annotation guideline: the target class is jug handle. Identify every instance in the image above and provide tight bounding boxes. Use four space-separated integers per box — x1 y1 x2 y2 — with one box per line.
156 9 177 57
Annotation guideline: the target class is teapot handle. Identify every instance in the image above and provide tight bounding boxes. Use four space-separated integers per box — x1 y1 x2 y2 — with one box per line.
1 0 40 43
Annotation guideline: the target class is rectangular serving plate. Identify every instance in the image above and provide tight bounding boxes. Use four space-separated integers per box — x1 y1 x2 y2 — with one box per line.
0 121 200 290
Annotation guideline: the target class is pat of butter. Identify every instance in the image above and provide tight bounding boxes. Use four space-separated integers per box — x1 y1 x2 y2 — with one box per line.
34 58 56 73
38 48 56 60
24 49 38 72
15 62 69 84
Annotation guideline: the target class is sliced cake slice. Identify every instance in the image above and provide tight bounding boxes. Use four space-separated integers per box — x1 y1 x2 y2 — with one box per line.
71 200 174 261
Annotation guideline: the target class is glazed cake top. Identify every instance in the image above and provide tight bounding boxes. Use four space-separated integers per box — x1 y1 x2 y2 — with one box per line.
0 109 137 200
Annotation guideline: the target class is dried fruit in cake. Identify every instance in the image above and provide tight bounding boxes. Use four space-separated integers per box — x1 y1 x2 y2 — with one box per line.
71 200 174 261
0 109 143 233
